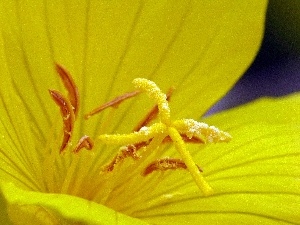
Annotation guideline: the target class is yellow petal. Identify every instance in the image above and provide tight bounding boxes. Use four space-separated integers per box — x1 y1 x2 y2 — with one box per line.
0 33 44 191
87 0 268 134
126 94 300 224
205 93 300 127
0 0 269 224
0 191 12 225
0 0 268 138
1 182 148 225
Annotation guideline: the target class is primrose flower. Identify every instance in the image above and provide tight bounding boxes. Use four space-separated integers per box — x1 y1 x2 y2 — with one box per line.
1 0 300 224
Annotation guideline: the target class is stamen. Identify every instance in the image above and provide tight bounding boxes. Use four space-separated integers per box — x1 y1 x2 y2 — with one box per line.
133 78 171 125
102 145 141 172
55 64 79 117
143 158 203 176
162 134 204 144
173 119 232 143
49 89 75 153
73 135 94 153
84 90 140 120
134 87 174 131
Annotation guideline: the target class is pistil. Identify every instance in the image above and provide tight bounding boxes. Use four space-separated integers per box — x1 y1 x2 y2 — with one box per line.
49 64 231 196
98 78 232 196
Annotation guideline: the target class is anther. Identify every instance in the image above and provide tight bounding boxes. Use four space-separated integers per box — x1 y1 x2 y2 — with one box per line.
55 64 79 117
162 134 204 144
173 119 232 143
73 135 94 153
84 90 140 120
143 158 203 176
102 145 141 172
49 89 75 153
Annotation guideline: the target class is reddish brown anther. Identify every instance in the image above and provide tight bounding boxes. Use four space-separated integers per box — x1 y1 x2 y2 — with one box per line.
85 90 140 120
55 63 80 117
163 134 204 144
49 89 75 153
102 144 141 172
143 158 203 176
134 87 174 131
73 135 94 153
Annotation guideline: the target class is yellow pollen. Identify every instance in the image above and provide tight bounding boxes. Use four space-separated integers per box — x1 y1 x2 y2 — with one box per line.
98 78 232 196
133 78 171 125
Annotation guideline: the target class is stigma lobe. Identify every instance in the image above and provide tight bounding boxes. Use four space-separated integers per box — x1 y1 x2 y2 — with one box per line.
134 87 174 131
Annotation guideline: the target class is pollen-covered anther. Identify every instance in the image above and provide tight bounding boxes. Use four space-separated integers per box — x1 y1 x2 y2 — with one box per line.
101 144 142 172
163 134 204 144
55 63 79 117
173 119 232 143
143 158 203 176
73 135 94 153
49 89 75 153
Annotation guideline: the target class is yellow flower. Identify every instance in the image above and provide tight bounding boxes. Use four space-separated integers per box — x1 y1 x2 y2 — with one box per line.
1 0 299 224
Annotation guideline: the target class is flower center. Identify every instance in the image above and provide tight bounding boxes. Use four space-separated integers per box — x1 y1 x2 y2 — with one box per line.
49 64 232 197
